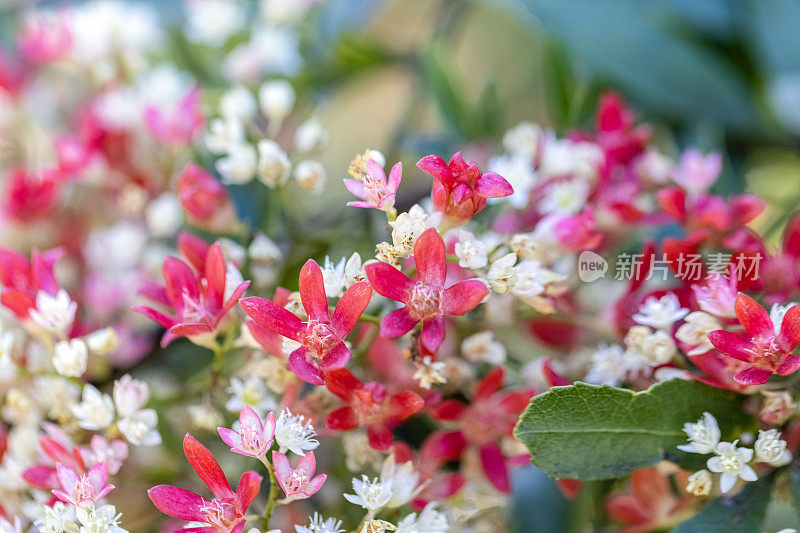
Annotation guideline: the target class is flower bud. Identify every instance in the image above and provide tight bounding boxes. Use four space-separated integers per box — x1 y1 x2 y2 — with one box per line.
53 339 88 377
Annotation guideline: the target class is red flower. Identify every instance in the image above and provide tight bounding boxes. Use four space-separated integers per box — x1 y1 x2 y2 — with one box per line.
239 260 373 385
429 367 533 492
708 293 800 385
178 164 238 233
133 241 250 347
149 434 262 533
417 152 512 227
325 368 424 452
365 228 488 353
0 247 62 319
3 167 61 222
606 467 691 533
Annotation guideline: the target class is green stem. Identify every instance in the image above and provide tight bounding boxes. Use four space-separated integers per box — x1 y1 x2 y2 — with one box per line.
259 456 280 529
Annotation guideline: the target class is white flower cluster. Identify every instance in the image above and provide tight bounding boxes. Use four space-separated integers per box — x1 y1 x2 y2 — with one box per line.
206 82 328 193
34 501 127 533
72 375 161 446
680 412 791 495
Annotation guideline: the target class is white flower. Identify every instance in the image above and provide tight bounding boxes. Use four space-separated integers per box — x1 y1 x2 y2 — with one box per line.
754 429 792 466
395 503 448 533
53 339 88 378
503 122 541 159
381 455 420 508
185 0 244 46
294 160 326 193
118 409 161 446
0 516 21 533
256 139 291 188
250 233 282 264
707 441 757 493
454 230 488 269
512 260 565 301
675 311 721 356
294 118 328 153
412 356 446 390
275 408 319 456
486 253 518 294
585 343 627 386
389 205 440 256
770 302 799 334
30 289 77 337
344 476 393 511
145 192 182 238
635 149 673 185
259 80 296 126
113 375 149 418
206 117 245 155
34 501 78 533
217 142 257 185
75 504 127 533
685 469 713 496
295 512 344 533
678 412 721 454
633 293 689 330
226 376 277 414
85 327 119 356
640 329 677 366
322 257 347 298
488 154 536 209
538 178 590 215
461 331 506 365
72 384 115 431
344 253 367 287
220 85 257 120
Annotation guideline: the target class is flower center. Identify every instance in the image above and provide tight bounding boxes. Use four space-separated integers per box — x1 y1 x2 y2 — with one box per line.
720 454 742 473
240 426 266 455
363 175 389 206
285 470 310 494
181 288 213 325
303 320 338 357
407 284 442 320
201 499 237 529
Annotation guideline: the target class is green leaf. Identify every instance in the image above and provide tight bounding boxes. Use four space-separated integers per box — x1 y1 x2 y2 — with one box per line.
513 379 750 480
672 474 775 532
510 0 758 132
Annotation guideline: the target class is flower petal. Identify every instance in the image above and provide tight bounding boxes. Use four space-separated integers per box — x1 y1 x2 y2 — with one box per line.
327 407 359 430
476 171 514 198
479 442 510 493
239 297 304 342
777 354 800 376
297 451 316 477
367 423 394 452
414 229 446 286
320 341 351 371
204 243 226 310
272 451 291 480
217 428 243 452
707 330 754 362
148 485 209 522
343 179 366 199
441 279 488 316
288 347 325 385
299 260 330 321
365 262 414 302
235 470 263 512
305 474 326 496
778 304 800 352
183 434 234 500
733 366 772 385
331 281 372 338
734 293 773 339
387 162 402 192
417 155 453 186
380 307 418 338
420 315 446 352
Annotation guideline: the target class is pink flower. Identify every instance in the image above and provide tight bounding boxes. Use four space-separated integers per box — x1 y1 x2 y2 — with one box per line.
133 242 250 347
23 424 86 490
417 152 512 227
0 247 62 320
692 274 737 319
365 228 489 352
52 462 114 508
83 436 128 475
344 159 402 212
17 12 71 64
239 260 373 385
708 293 800 385
144 87 204 145
178 164 238 233
218 406 276 458
325 368 424 451
149 434 262 533
3 167 62 222
272 451 326 500
551 208 603 251
671 148 721 196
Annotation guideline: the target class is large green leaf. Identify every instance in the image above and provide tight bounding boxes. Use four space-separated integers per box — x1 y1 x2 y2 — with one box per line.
513 379 750 480
507 0 758 131
672 474 775 532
